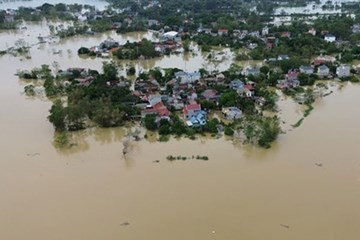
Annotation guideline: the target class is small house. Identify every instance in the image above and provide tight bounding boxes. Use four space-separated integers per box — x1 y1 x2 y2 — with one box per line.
352 24 360 34
336 64 351 78
100 37 119 49
148 19 159 26
244 84 255 97
248 31 260 38
317 65 330 77
141 101 170 119
222 107 242 120
324 34 336 43
218 29 229 36
286 69 299 81
229 80 244 90
183 103 206 127
174 71 201 84
281 32 291 38
262 26 269 36
299 65 314 75
244 67 260 76
201 89 218 101
248 43 258 49
161 31 180 42
277 55 289 61
308 28 316 36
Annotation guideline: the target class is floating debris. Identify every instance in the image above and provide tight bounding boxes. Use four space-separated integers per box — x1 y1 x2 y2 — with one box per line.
315 162 323 167
120 222 130 227
280 224 290 229
26 153 40 157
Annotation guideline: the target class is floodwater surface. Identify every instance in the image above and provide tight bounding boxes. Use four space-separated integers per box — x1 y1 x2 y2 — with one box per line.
1 21 360 240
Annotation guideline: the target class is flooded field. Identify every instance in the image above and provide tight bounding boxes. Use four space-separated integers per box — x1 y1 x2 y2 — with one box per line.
1 19 360 240
274 0 356 16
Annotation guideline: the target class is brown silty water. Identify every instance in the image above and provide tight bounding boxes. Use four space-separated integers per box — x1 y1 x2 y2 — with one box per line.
1 22 360 240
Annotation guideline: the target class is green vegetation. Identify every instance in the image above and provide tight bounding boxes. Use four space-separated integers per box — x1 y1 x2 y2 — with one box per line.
23 62 139 132
53 132 71 147
114 39 158 60
303 104 314 117
292 118 304 128
224 127 234 136
232 116 281 148
24 85 36 96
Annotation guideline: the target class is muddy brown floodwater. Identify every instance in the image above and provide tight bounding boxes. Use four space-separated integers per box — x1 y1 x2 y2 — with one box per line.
1 22 360 240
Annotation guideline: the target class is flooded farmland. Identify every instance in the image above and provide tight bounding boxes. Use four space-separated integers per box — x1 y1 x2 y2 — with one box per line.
1 17 360 240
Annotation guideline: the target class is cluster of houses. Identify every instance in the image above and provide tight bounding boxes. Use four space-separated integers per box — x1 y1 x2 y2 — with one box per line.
131 70 266 127
277 63 352 90
84 35 182 58
194 23 342 51
56 67 130 87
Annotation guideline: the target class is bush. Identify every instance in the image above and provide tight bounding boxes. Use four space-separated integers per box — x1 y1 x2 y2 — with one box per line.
159 124 171 135
78 47 90 55
224 127 234 136
144 114 158 131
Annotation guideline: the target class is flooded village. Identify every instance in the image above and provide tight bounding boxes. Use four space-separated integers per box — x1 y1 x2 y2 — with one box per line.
1 0 360 240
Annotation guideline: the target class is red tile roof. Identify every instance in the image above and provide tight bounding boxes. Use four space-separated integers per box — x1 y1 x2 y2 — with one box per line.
244 84 255 91
183 103 201 115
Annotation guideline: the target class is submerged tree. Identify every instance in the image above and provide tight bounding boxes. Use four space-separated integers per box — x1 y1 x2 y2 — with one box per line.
48 99 66 131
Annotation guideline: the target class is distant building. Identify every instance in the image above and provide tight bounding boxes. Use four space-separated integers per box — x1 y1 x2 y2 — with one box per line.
201 89 218 101
248 31 260 38
160 31 181 42
336 64 351 78
286 69 299 81
174 71 201 84
308 27 316 36
4 13 15 23
244 67 260 76
277 55 289 61
281 32 291 38
262 26 269 36
100 37 119 49
141 101 170 119
317 65 330 77
299 65 314 75
222 107 242 120
183 104 206 127
352 24 360 34
248 43 258 49
148 19 159 26
217 29 229 36
229 80 244 90
324 34 336 43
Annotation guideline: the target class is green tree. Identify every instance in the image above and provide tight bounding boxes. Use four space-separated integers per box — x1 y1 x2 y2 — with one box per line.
219 91 237 107
144 114 158 131
48 99 66 131
183 39 191 52
92 104 124 127
204 118 219 133
260 65 270 75
138 38 156 58
224 127 234 136
102 62 118 82
66 105 86 131
78 47 90 55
